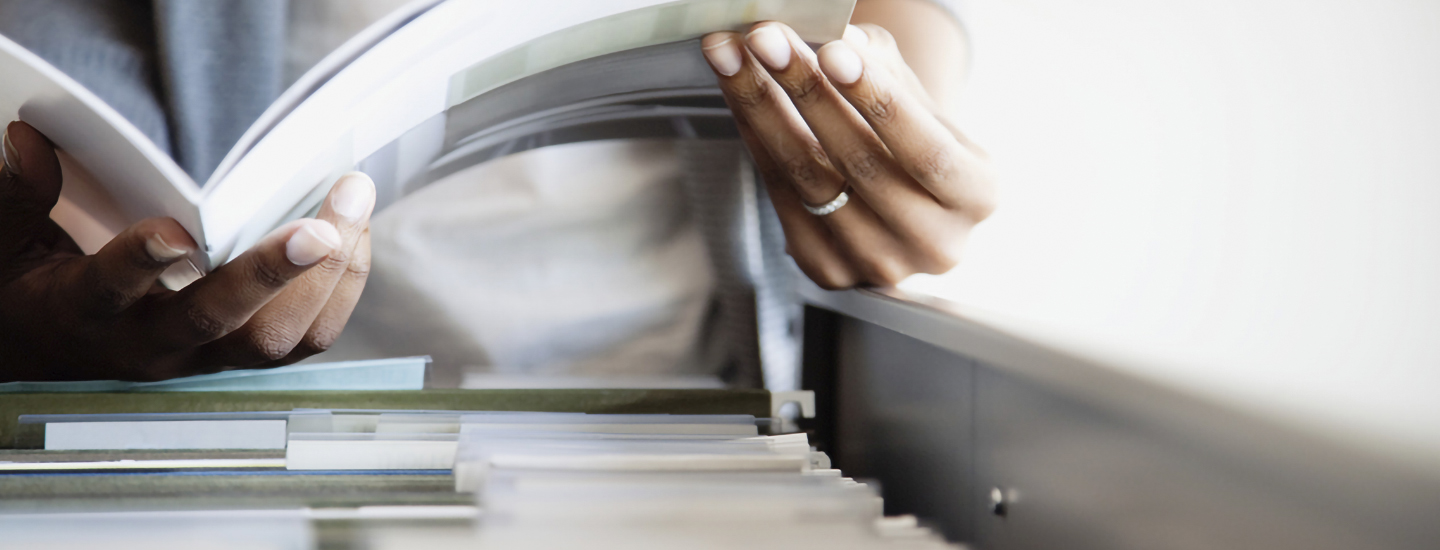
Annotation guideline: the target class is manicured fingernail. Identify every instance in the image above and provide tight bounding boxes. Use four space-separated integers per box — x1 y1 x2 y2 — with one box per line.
702 34 743 76
843 25 870 47
746 26 791 70
286 221 341 266
331 171 375 223
3 127 22 176
818 41 864 85
145 234 189 262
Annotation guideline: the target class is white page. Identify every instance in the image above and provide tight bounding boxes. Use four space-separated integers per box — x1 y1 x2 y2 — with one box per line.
0 0 854 269
376 413 463 434
203 0 445 189
44 420 287 450
0 35 203 246
200 0 502 265
285 433 458 470
206 0 855 265
488 453 807 472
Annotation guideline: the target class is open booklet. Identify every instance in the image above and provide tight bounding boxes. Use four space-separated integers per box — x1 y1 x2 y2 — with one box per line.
0 0 855 283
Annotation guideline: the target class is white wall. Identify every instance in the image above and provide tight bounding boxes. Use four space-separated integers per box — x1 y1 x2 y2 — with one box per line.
901 1 1440 462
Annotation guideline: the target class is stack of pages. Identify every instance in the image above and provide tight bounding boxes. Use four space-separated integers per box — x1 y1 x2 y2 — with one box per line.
2 408 958 550
0 0 853 278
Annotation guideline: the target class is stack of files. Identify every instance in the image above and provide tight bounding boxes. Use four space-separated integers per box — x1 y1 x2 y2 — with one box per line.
0 408 957 549
1 387 772 449
1 395 778 516
441 412 954 549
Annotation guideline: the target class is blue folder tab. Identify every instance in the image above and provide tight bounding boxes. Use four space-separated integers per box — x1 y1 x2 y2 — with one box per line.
0 357 430 393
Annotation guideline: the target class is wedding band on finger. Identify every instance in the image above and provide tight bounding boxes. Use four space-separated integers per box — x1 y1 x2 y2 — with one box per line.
804 189 850 216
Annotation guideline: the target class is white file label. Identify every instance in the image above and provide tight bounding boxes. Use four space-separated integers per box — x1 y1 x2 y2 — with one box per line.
44 420 288 450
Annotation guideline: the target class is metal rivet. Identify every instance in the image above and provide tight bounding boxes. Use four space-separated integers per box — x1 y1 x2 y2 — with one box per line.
989 487 1008 517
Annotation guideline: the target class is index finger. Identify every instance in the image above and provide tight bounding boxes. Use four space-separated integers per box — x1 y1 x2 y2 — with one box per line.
193 173 375 368
817 31 992 215
146 218 341 349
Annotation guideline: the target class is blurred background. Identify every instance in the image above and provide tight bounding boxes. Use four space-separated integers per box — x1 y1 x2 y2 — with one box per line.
902 0 1440 461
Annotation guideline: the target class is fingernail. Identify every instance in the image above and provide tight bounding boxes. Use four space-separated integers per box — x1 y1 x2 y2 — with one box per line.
745 26 791 70
843 25 870 47
3 127 22 176
701 34 743 77
818 41 864 85
145 234 189 262
286 221 341 266
331 171 375 223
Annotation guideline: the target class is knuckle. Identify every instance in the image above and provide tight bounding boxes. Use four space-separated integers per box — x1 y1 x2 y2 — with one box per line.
314 248 352 275
859 89 899 125
857 24 897 49
758 164 790 187
242 325 299 362
784 69 826 106
726 72 776 109
856 254 910 287
88 284 132 315
912 239 962 274
964 181 1000 221
184 304 239 342
838 147 886 183
814 271 855 290
80 265 134 316
912 145 958 185
778 143 832 188
249 259 292 290
968 194 998 222
806 262 855 290
790 250 855 290
345 255 372 279
294 327 341 358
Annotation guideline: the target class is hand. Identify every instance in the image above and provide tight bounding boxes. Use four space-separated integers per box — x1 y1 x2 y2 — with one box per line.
703 23 995 289
0 121 374 382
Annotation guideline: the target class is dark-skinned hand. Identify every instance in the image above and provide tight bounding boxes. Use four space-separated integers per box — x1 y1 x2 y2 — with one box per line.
703 22 996 289
0 121 374 382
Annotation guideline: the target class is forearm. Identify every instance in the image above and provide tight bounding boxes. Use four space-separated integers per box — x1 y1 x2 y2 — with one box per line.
850 0 969 117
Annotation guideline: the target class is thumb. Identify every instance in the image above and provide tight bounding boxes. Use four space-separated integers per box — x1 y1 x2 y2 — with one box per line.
0 120 65 255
